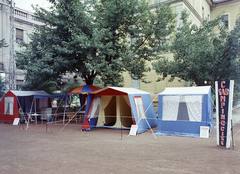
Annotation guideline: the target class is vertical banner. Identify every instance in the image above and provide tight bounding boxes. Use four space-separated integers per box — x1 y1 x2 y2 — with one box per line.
215 80 234 148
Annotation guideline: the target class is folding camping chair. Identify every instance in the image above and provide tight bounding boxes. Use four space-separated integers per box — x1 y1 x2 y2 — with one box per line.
18 108 27 130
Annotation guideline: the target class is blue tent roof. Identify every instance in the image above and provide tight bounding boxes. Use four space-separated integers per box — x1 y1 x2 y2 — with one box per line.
10 90 65 98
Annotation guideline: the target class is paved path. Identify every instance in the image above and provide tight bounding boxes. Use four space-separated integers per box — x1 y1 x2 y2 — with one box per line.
232 105 240 126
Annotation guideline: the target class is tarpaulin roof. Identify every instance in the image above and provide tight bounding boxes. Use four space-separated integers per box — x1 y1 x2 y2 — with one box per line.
159 86 211 95
90 87 149 95
10 90 65 98
66 85 101 94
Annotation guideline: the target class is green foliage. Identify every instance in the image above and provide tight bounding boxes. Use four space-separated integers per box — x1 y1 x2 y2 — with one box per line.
0 75 5 98
0 39 8 48
153 10 240 95
60 78 84 94
16 0 176 89
16 29 62 93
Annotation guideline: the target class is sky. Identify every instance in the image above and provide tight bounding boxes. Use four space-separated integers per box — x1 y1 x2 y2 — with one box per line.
14 0 51 12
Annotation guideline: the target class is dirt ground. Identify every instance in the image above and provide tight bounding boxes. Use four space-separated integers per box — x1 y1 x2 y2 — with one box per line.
1 118 240 174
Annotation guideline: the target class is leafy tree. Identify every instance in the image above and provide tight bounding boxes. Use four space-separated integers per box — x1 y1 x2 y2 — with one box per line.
16 0 175 89
0 39 7 97
0 39 8 48
0 75 5 98
16 29 64 93
153 10 240 93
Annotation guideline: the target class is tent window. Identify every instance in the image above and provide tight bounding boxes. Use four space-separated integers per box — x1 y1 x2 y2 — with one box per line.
88 97 101 119
162 95 202 122
134 96 146 120
162 96 180 121
4 97 14 115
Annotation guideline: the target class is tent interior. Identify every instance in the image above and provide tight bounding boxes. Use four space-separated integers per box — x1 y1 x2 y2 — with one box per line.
90 95 134 128
18 96 51 115
82 87 158 134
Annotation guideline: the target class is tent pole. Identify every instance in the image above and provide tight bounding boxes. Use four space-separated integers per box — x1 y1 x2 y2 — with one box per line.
121 114 122 139
63 94 68 124
231 119 234 150
134 94 158 140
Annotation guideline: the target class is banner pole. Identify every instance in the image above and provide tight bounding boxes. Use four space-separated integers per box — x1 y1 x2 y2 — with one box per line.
231 119 234 150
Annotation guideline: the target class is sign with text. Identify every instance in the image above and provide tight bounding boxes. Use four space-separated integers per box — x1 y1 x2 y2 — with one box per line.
215 80 234 148
129 125 138 136
200 126 209 138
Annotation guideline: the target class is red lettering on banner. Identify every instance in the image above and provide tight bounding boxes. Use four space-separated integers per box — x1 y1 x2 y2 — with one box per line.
225 89 229 96
221 114 225 119
221 102 225 108
221 81 225 88
221 126 225 131
220 96 225 102
218 89 229 96
218 81 231 146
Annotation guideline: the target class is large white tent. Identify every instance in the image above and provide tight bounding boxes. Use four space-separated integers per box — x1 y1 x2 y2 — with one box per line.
155 86 214 137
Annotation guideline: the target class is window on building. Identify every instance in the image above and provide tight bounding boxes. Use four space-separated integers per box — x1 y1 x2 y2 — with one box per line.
130 31 139 45
131 77 140 89
208 14 210 21
221 14 229 29
202 6 204 19
16 28 23 42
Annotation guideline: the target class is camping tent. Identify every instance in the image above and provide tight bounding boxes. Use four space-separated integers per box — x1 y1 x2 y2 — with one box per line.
82 87 158 134
155 86 214 137
66 85 101 108
0 90 65 124
63 85 101 122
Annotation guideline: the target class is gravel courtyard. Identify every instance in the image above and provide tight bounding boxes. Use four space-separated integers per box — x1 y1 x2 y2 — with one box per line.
1 118 240 174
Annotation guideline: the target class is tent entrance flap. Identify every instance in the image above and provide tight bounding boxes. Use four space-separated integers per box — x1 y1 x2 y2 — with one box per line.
96 96 133 128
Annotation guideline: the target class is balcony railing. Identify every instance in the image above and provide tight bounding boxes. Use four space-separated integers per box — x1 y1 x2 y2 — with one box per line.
14 8 42 23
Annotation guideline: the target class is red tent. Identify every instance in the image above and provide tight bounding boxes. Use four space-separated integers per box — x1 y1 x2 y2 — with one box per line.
0 90 65 124
0 91 18 123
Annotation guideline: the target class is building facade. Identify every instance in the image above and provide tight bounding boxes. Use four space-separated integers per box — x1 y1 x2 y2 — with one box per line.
123 0 240 99
0 0 42 89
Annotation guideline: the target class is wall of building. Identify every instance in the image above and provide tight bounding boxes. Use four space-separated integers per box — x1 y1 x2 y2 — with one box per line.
211 0 240 31
123 0 239 100
0 0 42 89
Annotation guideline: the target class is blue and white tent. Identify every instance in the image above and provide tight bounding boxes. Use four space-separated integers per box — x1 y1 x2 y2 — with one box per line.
82 87 158 134
155 86 214 137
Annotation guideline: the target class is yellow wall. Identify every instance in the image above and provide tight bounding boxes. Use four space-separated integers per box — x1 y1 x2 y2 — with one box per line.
211 0 240 31
123 0 240 99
